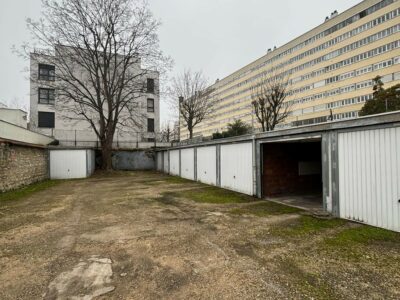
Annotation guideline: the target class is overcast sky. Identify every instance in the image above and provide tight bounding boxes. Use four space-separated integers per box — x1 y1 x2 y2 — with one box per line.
0 0 361 122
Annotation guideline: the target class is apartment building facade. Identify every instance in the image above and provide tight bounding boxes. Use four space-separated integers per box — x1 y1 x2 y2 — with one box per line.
30 46 160 147
181 0 400 139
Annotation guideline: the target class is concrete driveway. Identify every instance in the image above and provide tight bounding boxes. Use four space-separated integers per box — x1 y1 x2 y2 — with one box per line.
0 171 399 299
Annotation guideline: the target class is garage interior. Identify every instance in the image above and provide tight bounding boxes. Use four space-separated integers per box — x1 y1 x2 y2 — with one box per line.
261 139 323 211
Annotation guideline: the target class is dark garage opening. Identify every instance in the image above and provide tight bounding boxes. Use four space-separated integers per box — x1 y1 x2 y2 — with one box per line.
261 140 323 211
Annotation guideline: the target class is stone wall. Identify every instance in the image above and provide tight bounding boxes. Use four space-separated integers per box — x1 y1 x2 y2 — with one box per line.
0 142 49 192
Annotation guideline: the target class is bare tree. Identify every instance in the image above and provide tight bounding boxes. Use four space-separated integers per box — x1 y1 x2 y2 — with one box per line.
21 0 171 169
160 121 177 143
251 74 292 132
169 70 215 140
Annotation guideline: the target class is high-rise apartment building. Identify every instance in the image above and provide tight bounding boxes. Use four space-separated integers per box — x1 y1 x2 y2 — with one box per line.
30 45 160 147
181 0 400 139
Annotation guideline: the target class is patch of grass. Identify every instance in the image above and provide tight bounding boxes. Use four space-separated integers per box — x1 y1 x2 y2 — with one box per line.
230 201 302 216
324 225 400 247
171 186 253 204
270 215 346 237
0 180 61 203
163 176 194 184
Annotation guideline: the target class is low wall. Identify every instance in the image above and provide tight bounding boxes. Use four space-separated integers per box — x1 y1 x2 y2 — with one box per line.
112 150 155 170
0 142 49 192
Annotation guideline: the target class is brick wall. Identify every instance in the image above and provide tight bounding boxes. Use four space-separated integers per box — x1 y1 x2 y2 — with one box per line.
0 142 49 192
262 142 322 196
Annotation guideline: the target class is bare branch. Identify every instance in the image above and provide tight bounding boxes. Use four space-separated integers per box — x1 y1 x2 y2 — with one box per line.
168 69 215 139
21 0 172 169
251 72 292 132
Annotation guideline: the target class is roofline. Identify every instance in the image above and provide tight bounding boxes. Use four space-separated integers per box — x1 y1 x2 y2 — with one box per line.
160 111 400 150
0 138 48 149
0 107 27 114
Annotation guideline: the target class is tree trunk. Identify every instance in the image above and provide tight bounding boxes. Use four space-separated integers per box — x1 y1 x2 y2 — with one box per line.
189 128 193 139
101 138 113 170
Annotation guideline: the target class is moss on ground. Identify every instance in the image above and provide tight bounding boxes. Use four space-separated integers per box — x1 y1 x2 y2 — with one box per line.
270 215 346 237
0 180 61 203
324 225 400 247
163 176 194 184
230 201 302 216
162 186 253 204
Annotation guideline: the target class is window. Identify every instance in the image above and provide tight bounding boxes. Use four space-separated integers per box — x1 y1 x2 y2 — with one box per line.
146 78 155 93
38 88 55 105
38 64 55 81
147 118 154 132
147 98 154 112
38 112 55 128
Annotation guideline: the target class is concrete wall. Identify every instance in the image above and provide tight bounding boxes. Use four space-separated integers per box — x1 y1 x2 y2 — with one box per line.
112 150 155 170
0 142 48 192
0 120 55 146
0 109 27 128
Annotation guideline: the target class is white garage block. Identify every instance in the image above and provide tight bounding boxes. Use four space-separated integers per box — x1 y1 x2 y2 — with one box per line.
180 148 194 180
220 143 253 195
169 150 180 176
197 146 217 185
338 127 400 232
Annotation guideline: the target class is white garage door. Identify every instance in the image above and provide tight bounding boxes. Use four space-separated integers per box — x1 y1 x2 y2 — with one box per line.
50 150 87 179
220 143 253 195
197 146 217 185
338 127 400 232
169 150 180 176
163 151 169 173
180 148 194 180
156 152 163 171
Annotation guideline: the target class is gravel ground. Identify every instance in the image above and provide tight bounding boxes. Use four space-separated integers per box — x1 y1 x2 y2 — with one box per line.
0 171 399 299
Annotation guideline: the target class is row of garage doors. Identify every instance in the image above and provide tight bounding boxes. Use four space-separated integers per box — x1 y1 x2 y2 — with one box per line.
157 126 399 232
156 142 254 195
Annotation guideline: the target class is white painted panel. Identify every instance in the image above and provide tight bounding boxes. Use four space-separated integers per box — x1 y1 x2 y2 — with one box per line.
86 150 95 176
50 150 88 179
339 127 400 232
180 148 194 180
169 150 180 176
156 152 163 171
163 151 169 173
220 143 253 195
197 146 217 185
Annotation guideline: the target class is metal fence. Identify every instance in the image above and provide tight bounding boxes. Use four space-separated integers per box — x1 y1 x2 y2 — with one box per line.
52 129 172 149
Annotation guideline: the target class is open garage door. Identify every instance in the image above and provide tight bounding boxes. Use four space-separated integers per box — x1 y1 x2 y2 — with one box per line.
261 139 323 210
